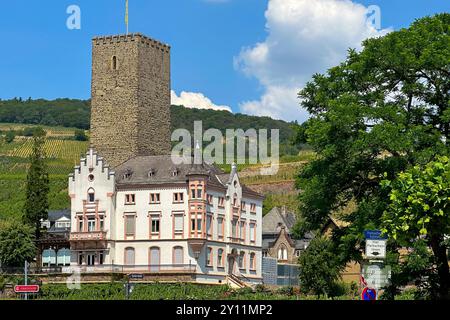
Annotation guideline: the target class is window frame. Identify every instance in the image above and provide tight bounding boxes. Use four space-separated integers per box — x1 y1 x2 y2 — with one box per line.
206 247 213 267
124 213 136 238
125 194 136 205
150 193 161 204
172 212 184 238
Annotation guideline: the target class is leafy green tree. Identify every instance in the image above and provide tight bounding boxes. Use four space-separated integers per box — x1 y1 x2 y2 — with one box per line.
23 127 49 239
295 13 450 297
74 129 88 141
5 130 15 143
0 221 36 268
298 237 342 297
381 157 450 299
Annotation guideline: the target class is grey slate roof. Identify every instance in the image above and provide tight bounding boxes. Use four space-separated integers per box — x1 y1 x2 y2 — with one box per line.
115 155 225 187
262 207 297 234
47 209 71 222
114 155 264 199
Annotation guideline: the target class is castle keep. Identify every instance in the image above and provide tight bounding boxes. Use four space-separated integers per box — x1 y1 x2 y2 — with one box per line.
90 33 172 168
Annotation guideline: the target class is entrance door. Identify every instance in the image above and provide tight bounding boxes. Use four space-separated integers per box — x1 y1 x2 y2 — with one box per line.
228 249 238 275
87 253 96 266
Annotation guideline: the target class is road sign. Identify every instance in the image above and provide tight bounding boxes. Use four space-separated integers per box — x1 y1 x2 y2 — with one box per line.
364 230 387 240
361 287 377 301
129 273 144 280
14 285 40 293
365 239 387 259
362 263 391 289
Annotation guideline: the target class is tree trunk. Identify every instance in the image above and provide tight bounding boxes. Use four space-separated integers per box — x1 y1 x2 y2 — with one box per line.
430 234 450 300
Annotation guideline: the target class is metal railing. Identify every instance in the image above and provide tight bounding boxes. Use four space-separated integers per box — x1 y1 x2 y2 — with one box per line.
0 264 196 275
70 231 107 241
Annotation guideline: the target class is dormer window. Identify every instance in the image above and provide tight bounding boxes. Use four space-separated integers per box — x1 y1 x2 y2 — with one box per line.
148 169 156 177
123 168 133 179
172 168 179 177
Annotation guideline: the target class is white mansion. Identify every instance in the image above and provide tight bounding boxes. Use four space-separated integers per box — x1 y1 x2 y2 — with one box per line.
61 32 264 287
68 149 264 285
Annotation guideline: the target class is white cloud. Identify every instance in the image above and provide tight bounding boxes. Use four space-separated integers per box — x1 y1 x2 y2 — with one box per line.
171 90 232 112
235 0 391 122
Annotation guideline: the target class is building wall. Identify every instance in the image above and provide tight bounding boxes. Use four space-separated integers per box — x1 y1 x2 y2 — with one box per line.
115 187 188 241
90 34 171 168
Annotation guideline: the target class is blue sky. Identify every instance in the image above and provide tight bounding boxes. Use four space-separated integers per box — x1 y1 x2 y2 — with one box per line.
0 0 448 122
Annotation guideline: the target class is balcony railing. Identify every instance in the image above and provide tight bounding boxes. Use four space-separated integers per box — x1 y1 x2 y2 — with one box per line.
0 264 197 275
70 231 106 241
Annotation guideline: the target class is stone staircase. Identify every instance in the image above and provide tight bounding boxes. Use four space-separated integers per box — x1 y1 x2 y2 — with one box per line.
226 274 252 289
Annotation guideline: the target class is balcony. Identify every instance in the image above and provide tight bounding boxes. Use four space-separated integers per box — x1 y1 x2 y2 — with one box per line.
187 238 206 259
70 231 106 241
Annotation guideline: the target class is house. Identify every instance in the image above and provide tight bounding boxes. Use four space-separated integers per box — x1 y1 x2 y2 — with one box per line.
68 151 264 286
262 207 313 264
261 207 313 286
37 210 71 268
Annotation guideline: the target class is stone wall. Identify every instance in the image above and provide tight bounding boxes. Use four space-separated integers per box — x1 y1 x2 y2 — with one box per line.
90 33 171 168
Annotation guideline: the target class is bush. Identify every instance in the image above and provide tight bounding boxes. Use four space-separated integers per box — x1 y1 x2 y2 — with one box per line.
0 275 6 291
298 237 343 297
276 286 295 296
74 130 88 141
5 130 15 143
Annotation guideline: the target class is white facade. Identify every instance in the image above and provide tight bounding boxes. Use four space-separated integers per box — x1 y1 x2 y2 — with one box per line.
69 149 264 285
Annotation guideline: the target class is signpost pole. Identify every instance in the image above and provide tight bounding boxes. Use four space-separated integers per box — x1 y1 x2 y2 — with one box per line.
24 261 28 301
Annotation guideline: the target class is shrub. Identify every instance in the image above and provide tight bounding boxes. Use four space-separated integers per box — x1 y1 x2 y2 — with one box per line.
74 130 88 141
5 130 15 143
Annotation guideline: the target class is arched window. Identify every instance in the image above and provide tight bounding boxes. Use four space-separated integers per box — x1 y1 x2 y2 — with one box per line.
238 251 245 269
249 253 256 270
42 249 56 267
173 246 184 265
112 56 118 70
87 188 95 203
217 249 224 267
278 245 288 261
149 247 160 272
125 247 135 266
57 248 71 266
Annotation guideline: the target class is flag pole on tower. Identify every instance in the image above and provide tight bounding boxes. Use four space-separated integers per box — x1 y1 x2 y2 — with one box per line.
125 0 129 35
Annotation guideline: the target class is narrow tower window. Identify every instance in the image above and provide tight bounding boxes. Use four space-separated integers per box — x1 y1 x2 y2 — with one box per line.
112 56 118 70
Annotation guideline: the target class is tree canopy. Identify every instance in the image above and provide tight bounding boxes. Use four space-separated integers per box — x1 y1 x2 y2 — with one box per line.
296 13 450 298
23 127 49 239
298 237 343 297
0 220 36 268
381 156 450 298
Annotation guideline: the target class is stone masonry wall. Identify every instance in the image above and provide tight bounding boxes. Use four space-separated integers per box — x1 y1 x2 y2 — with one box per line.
90 33 171 168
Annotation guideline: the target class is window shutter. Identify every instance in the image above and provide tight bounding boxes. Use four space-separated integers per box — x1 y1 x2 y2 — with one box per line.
125 248 135 265
174 247 183 264
175 215 183 232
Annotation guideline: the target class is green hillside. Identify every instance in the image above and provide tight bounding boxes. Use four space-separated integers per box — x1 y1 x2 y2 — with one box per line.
0 99 306 221
0 98 301 155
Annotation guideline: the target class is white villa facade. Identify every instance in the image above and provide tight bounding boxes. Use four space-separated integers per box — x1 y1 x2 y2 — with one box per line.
68 149 264 285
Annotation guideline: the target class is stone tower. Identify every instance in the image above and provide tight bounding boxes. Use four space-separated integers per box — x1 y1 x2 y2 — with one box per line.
90 33 172 168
